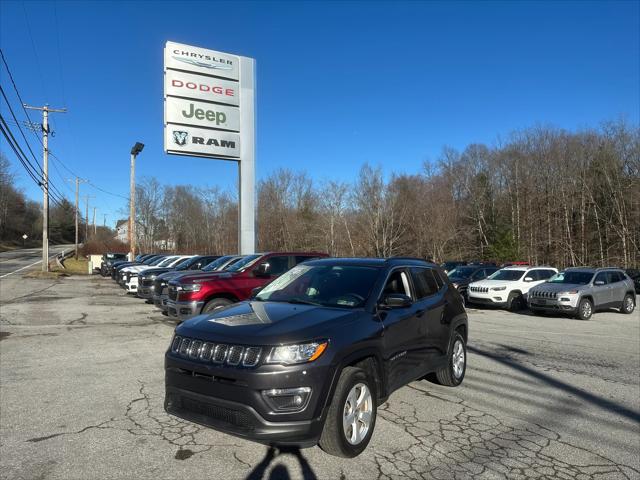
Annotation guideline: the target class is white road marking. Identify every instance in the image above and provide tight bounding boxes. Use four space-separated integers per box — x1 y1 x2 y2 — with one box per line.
0 250 66 279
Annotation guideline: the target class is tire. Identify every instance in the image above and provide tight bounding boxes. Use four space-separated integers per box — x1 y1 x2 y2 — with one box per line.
577 298 593 320
318 367 377 458
434 332 467 387
507 292 523 312
621 294 635 314
201 297 233 314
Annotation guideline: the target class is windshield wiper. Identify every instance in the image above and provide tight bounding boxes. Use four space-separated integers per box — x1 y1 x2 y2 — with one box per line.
287 298 323 306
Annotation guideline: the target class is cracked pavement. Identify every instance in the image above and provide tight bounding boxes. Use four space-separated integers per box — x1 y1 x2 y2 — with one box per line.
1 274 638 479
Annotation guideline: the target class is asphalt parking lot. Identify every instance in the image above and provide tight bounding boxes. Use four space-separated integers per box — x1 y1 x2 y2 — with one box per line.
1 273 638 480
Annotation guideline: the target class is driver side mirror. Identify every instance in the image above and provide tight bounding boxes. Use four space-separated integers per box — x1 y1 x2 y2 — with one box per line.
524 277 534 282
379 293 413 309
594 280 605 286
254 262 271 278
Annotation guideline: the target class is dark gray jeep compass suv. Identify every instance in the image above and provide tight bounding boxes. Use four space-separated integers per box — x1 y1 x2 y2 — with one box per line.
164 257 468 457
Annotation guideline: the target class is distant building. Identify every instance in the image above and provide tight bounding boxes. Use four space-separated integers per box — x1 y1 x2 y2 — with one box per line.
115 219 129 243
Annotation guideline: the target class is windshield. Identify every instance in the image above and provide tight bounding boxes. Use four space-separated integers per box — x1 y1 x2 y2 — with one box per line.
202 256 233 271
255 265 380 308
159 257 182 267
549 271 594 285
448 266 476 278
487 270 525 281
142 256 160 265
175 257 199 270
149 256 169 266
225 254 261 272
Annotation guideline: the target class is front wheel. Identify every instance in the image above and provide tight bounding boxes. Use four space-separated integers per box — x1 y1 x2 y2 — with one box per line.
202 297 232 314
507 292 524 312
621 294 635 314
434 332 466 386
318 367 377 458
577 298 593 320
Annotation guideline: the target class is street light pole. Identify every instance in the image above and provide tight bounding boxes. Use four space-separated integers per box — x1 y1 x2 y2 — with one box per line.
129 142 144 260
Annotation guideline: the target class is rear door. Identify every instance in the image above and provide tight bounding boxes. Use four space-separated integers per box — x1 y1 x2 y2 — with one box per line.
607 271 627 305
592 272 610 307
409 267 449 358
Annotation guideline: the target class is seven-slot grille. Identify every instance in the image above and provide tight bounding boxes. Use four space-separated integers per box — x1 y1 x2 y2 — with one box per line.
171 336 262 368
469 286 489 293
530 290 558 299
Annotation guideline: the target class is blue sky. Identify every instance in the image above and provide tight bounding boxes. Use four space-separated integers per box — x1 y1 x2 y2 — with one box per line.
1 0 638 227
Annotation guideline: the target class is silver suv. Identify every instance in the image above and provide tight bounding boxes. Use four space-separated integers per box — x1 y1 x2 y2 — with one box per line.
528 267 636 320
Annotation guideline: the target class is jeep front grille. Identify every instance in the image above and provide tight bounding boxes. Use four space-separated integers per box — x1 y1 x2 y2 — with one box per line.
531 290 557 299
469 286 489 293
171 336 262 368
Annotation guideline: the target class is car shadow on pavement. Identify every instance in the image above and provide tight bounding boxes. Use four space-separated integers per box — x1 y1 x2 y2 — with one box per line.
468 344 640 423
245 446 318 480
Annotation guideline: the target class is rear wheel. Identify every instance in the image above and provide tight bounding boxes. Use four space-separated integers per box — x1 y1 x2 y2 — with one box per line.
434 332 466 386
202 297 232 314
621 294 635 314
577 298 593 320
319 367 377 458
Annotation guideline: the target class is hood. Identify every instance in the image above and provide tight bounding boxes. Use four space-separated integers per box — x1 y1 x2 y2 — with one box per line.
176 301 362 345
469 279 513 288
530 282 587 293
449 276 472 287
140 267 172 278
157 270 190 281
173 271 238 284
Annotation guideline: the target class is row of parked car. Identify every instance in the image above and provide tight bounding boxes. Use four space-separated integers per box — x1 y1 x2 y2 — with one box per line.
100 251 328 320
445 263 637 320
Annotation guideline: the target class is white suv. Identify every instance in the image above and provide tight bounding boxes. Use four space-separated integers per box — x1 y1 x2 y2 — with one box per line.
467 266 558 311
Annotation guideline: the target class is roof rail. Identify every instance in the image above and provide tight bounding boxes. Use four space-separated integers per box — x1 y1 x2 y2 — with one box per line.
387 256 431 262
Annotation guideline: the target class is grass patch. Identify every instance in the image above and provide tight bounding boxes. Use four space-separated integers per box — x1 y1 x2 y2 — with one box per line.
23 271 68 279
58 257 90 274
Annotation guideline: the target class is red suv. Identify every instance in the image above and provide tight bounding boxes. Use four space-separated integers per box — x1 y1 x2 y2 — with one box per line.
166 252 328 321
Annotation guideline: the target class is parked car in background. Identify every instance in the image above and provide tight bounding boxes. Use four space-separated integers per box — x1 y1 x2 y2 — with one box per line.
105 253 150 277
528 268 636 320
501 261 530 267
153 255 244 313
624 268 640 294
467 266 558 311
166 252 328 321
122 256 190 293
116 255 166 283
165 257 467 457
441 261 467 274
100 253 128 276
137 255 220 300
111 254 162 280
447 264 500 306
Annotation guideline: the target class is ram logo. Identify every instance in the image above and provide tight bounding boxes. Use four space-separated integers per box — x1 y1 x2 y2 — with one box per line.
172 131 189 146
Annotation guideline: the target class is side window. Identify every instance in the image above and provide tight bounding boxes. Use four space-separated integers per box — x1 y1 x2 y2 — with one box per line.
526 270 540 281
264 256 291 276
607 271 622 283
594 272 608 285
410 268 440 299
433 269 445 288
382 270 411 297
471 269 485 281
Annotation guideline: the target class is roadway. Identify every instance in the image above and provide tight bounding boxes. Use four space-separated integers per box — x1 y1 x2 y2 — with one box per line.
0 244 75 278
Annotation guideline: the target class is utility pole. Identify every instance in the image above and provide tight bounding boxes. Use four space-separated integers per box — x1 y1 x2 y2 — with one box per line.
82 194 95 242
68 177 87 259
93 207 97 235
24 104 66 272
129 143 144 260
103 214 107 227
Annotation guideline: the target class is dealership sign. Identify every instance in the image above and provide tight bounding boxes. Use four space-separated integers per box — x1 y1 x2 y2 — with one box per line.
163 41 253 159
163 41 256 255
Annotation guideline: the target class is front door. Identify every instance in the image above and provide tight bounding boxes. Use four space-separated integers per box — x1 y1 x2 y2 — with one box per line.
379 269 423 393
592 272 610 307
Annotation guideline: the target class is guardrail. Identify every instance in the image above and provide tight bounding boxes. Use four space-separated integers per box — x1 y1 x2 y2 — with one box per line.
54 249 75 270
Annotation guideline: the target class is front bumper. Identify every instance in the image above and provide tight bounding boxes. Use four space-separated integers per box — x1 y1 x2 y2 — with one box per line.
528 296 579 313
164 353 331 447
124 277 138 292
166 299 204 321
467 291 508 307
153 294 170 311
138 284 155 299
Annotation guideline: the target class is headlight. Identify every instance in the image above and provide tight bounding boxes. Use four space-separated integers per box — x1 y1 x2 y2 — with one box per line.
558 290 579 295
491 286 507 291
266 341 328 365
178 283 201 292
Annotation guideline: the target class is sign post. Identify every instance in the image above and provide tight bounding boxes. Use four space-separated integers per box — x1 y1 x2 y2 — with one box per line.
163 41 255 254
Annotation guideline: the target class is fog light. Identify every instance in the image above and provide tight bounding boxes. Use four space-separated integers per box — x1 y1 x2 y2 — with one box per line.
494 297 503 301
560 297 570 302
262 387 311 412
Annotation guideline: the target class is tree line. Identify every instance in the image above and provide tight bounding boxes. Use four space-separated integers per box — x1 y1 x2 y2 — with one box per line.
0 153 78 247
133 120 639 269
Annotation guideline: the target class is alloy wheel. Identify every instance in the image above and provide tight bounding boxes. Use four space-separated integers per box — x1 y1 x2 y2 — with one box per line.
452 339 465 379
342 383 373 445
